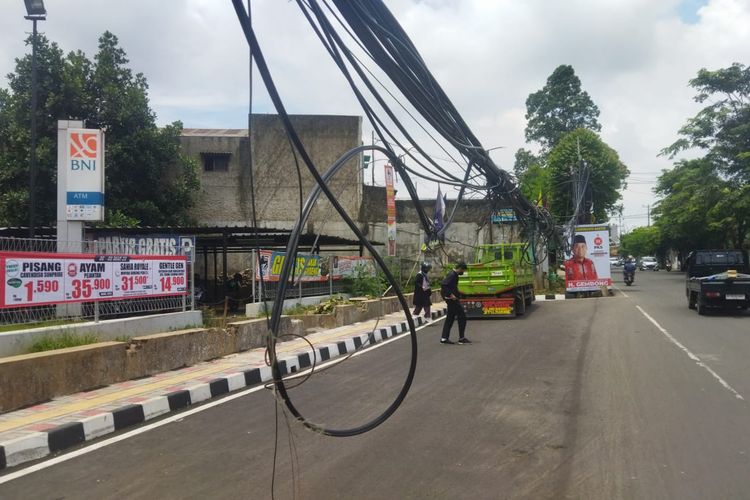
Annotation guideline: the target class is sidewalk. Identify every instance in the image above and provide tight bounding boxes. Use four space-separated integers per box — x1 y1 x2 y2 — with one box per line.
0 304 447 471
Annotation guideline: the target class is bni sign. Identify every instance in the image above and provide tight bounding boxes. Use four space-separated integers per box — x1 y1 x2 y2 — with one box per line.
66 129 105 221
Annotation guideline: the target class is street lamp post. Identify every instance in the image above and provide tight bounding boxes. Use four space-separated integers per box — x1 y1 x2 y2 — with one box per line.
24 0 46 237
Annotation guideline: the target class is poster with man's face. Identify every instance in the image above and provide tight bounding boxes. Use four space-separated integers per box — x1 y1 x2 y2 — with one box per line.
564 224 612 292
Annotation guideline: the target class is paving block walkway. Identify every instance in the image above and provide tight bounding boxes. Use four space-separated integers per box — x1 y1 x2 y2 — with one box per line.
0 305 447 471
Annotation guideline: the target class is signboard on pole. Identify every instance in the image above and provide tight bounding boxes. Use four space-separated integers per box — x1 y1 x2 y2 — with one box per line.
385 163 397 256
564 224 612 292
255 250 323 282
0 251 187 309
66 128 105 221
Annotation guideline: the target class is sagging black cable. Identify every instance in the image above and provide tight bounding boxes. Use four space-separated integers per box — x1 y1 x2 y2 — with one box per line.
234 2 419 436
298 0 468 189
267 145 419 437
327 1 558 238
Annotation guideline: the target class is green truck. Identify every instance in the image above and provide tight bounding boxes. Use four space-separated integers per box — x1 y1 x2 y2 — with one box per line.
458 243 535 318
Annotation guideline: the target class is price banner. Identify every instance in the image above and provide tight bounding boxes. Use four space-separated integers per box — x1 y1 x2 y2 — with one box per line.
0 252 187 309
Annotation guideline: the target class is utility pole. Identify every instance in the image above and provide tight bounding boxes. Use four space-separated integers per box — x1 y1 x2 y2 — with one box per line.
25 1 47 237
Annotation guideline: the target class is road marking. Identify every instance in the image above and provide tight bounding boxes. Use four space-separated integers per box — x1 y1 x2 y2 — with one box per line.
635 305 744 401
0 317 443 484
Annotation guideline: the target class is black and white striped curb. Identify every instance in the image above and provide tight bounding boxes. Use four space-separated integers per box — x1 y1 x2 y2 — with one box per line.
0 308 446 471
534 294 567 301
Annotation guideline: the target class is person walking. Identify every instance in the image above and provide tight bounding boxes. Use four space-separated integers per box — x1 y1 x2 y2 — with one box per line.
440 261 471 344
413 262 433 319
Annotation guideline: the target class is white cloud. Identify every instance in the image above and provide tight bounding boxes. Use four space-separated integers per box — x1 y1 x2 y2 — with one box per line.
1 0 748 229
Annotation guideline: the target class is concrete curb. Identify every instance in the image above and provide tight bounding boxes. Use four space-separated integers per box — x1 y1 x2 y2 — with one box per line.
0 308 446 470
534 294 567 301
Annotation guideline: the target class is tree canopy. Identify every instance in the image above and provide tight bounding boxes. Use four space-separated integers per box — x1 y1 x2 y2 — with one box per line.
524 65 601 152
655 62 750 252
620 226 661 258
0 31 199 228
546 128 629 224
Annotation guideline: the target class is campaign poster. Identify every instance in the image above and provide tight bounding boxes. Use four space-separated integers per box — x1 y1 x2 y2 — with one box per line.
564 225 612 292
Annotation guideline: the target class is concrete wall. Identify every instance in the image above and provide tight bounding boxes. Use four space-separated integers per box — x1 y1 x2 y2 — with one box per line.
180 114 364 234
0 311 203 358
0 317 302 413
361 185 526 269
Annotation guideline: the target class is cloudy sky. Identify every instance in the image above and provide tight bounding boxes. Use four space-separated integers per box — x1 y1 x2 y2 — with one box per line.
2 0 748 231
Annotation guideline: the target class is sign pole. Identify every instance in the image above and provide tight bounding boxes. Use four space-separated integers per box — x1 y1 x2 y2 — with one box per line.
57 120 84 318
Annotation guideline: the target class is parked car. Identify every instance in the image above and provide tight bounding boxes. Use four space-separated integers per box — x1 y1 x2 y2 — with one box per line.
609 257 622 267
640 256 659 271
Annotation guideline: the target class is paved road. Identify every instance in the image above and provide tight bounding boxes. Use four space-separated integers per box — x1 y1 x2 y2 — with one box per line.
2 270 749 499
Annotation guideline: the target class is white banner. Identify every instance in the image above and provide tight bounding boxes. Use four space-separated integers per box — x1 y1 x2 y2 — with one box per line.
1 252 187 308
565 224 612 292
66 128 105 221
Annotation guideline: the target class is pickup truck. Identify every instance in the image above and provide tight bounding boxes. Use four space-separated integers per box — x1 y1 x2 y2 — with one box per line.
685 249 750 315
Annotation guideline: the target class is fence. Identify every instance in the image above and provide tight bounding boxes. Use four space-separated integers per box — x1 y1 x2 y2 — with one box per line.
0 236 193 328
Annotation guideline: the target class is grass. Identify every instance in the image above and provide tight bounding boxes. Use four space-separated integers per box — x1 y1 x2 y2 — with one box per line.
29 332 100 353
0 318 86 334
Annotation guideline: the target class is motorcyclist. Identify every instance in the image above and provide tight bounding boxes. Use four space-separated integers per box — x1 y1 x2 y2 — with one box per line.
623 255 637 282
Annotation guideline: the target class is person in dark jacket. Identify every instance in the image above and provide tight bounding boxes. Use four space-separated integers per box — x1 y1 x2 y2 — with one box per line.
440 261 471 344
413 262 433 319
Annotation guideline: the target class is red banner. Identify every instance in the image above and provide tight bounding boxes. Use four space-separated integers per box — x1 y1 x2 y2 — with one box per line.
1 251 187 309
385 163 397 256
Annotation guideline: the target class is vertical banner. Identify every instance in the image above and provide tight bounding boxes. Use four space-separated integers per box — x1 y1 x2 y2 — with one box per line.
384 163 397 256
564 224 612 292
66 128 105 221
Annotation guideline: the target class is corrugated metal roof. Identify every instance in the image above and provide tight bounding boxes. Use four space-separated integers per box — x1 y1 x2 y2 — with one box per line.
181 128 248 137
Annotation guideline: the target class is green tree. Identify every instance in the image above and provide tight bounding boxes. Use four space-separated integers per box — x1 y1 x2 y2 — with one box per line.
547 129 629 224
525 65 602 151
658 63 750 250
620 226 661 258
662 63 750 183
653 159 747 251
0 31 199 227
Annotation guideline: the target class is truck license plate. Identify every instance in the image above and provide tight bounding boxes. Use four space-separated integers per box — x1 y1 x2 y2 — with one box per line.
726 294 745 300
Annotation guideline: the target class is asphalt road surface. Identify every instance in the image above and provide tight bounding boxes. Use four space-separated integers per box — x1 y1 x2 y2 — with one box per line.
2 269 749 499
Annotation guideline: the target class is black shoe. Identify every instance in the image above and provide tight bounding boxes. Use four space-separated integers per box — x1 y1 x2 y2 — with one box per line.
457 337 472 344
440 339 455 345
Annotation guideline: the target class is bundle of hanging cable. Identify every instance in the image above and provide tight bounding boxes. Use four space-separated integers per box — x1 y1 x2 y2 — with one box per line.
231 0 561 437
295 0 560 245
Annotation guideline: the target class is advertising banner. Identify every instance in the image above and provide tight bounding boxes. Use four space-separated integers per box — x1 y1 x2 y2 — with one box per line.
385 163 397 256
255 250 323 282
85 234 195 256
331 256 375 278
491 208 517 223
66 128 105 221
0 252 187 309
564 224 612 292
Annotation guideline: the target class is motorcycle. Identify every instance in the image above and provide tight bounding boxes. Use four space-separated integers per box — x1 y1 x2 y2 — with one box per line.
623 262 636 286
665 262 672 272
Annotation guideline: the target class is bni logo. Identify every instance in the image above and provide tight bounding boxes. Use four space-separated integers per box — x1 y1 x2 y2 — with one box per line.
69 132 98 171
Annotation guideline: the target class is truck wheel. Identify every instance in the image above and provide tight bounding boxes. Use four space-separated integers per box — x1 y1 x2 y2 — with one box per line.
515 291 526 316
696 297 707 316
688 291 696 310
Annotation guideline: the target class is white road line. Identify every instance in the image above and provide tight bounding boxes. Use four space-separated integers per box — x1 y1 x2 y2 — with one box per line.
635 305 744 401
613 284 629 298
0 316 444 484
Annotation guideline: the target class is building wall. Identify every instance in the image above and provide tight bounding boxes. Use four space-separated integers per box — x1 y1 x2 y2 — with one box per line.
180 114 363 235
